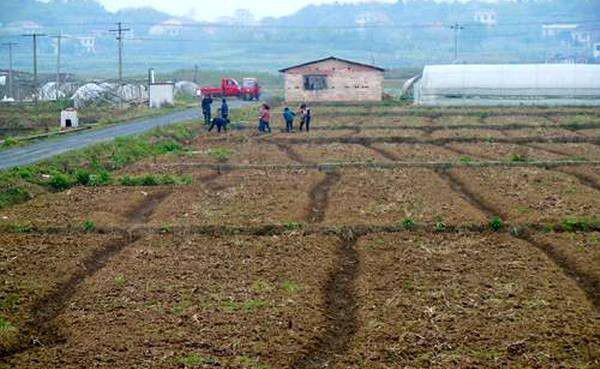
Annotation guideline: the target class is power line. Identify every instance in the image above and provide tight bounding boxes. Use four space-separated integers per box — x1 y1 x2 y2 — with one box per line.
22 33 46 104
109 22 130 108
1 42 18 100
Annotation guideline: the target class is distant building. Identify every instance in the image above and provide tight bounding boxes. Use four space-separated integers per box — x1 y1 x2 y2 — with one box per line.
77 37 96 54
594 42 600 59
149 19 184 37
413 64 600 106
149 83 174 108
542 23 578 38
473 11 497 26
279 56 385 102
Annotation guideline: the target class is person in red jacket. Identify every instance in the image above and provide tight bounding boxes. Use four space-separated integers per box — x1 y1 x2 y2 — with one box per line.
258 103 272 133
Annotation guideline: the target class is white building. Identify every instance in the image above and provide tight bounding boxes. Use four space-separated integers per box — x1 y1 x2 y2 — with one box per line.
78 37 96 53
149 19 184 37
473 11 497 26
60 108 79 129
149 83 175 108
413 64 600 106
594 43 600 59
542 23 578 37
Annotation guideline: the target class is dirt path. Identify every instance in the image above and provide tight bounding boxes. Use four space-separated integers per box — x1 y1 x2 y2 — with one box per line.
291 234 359 369
0 191 170 361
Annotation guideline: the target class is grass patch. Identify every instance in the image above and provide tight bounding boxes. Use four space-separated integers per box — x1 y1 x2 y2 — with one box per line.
561 217 600 232
118 174 191 186
177 353 216 367
282 281 301 294
114 274 127 288
208 147 233 162
0 187 31 209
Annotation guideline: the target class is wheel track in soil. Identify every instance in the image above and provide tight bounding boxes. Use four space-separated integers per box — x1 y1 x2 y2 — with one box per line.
273 143 359 369
0 191 171 362
365 144 600 311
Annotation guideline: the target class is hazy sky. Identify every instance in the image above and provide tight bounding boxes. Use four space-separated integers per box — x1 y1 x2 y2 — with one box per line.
97 0 399 21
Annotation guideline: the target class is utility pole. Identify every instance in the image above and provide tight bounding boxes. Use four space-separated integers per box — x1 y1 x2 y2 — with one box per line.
2 42 17 100
22 33 46 104
450 23 464 62
50 31 64 100
193 64 198 83
109 22 130 108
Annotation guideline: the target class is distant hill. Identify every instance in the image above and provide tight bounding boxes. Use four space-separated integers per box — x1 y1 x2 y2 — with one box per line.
0 0 598 76
0 0 171 28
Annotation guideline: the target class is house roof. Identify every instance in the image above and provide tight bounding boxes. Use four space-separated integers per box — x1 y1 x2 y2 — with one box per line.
279 56 385 73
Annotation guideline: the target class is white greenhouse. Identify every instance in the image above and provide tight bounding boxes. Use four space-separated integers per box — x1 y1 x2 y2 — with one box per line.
413 64 600 106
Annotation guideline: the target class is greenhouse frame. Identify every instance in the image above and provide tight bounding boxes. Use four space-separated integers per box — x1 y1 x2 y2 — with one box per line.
413 64 600 106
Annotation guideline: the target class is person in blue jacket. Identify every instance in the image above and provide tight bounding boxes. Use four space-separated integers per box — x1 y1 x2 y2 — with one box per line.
220 98 229 122
283 107 296 133
201 94 213 125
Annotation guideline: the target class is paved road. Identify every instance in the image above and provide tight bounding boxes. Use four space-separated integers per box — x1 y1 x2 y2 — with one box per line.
0 109 201 170
0 100 253 171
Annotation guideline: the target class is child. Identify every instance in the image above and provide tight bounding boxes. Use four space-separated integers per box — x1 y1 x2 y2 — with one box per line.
298 103 312 132
283 107 296 133
209 108 228 133
259 103 272 133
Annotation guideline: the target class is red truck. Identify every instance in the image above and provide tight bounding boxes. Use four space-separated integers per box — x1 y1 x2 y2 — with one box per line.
198 77 261 100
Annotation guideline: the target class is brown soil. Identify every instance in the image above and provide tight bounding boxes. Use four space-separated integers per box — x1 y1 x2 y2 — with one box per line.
346 233 599 368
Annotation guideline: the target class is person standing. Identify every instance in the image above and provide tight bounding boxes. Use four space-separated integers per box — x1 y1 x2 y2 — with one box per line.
220 98 229 122
298 103 312 132
258 103 272 133
201 94 213 125
283 107 296 133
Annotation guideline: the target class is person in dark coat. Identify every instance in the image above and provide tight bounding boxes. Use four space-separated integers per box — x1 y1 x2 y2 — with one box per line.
208 109 228 133
201 94 213 125
220 98 229 122
283 107 296 133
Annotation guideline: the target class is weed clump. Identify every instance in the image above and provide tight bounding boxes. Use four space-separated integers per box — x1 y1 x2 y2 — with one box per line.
0 187 31 209
208 147 233 162
402 217 416 230
83 220 96 232
489 216 504 231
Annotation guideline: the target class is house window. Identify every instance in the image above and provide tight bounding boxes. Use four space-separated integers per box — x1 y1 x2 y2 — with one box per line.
303 75 327 90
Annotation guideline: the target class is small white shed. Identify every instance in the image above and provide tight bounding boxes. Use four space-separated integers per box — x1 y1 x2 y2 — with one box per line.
149 83 175 108
60 108 79 129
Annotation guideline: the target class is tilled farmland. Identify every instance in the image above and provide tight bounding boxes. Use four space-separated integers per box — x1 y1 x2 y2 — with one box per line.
1 105 599 369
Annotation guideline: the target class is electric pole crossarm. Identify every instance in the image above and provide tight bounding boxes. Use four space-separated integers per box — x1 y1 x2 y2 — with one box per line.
449 23 464 62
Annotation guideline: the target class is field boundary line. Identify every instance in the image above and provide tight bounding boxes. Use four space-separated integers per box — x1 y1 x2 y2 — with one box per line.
149 160 600 171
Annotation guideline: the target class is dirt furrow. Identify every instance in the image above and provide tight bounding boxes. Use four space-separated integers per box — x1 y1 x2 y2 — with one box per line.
0 191 170 361
365 143 599 311
436 170 600 311
306 171 341 224
291 234 359 369
275 143 310 164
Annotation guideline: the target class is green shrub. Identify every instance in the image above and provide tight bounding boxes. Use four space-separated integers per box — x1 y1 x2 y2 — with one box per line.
283 221 303 231
177 353 213 367
156 140 182 154
459 156 473 164
74 169 92 185
435 220 447 232
282 281 301 294
49 173 74 191
1 137 18 148
489 216 504 231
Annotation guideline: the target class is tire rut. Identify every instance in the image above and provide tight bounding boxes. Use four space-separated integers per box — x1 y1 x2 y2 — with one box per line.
291 233 359 369
0 191 170 361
